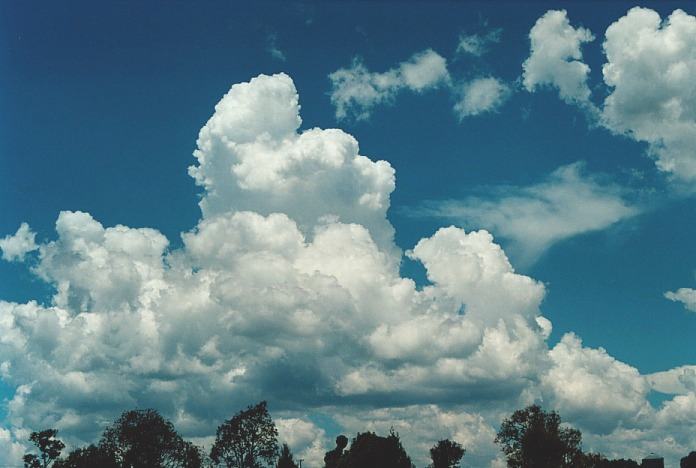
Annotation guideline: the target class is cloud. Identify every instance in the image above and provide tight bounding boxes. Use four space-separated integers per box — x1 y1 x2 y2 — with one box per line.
522 10 595 105
542 333 651 434
266 33 286 62
0 223 38 262
0 72 692 467
524 7 696 182
328 49 449 120
410 163 638 263
601 8 696 181
453 77 511 118
456 28 502 57
665 288 696 312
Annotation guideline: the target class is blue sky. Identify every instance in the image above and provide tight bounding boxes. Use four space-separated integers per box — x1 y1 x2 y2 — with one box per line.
2 1 696 466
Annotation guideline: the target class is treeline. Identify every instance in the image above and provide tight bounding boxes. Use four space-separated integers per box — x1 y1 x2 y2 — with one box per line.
21 402 696 468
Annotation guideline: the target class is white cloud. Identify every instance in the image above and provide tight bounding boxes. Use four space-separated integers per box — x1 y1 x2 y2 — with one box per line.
456 28 502 57
542 333 651 434
601 8 696 181
0 223 38 262
647 366 696 394
665 287 696 312
329 49 449 120
522 10 595 105
0 72 692 467
411 163 638 264
453 77 511 118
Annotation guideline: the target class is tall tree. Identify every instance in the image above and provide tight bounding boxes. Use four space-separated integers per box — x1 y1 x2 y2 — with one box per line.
324 435 348 468
277 443 298 468
495 404 583 468
23 429 65 468
99 408 201 468
682 451 696 468
429 439 465 468
210 401 279 468
339 430 414 468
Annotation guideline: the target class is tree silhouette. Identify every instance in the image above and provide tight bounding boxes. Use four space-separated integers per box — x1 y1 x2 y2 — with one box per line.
210 401 279 468
682 452 696 468
495 404 583 468
53 445 118 468
429 439 465 468
324 435 348 468
338 430 414 468
277 443 298 468
99 408 201 467
23 429 65 468
581 453 639 467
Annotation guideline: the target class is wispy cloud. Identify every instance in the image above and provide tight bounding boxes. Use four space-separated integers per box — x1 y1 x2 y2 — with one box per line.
408 163 639 264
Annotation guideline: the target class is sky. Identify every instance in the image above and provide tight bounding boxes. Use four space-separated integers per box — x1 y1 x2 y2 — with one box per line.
2 1 696 466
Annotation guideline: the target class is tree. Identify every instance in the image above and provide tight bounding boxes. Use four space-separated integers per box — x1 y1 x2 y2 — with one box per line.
429 439 465 468
99 408 201 468
581 453 639 468
210 401 279 468
324 435 348 468
277 443 298 468
23 429 65 468
495 405 583 468
53 445 118 468
339 430 414 468
682 451 696 468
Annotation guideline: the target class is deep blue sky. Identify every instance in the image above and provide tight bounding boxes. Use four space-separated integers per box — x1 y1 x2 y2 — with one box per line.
2 0 695 410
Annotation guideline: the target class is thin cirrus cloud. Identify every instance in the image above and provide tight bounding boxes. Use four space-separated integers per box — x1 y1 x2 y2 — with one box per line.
522 8 696 183
329 29 511 122
3 73 695 466
455 28 502 57
409 163 639 264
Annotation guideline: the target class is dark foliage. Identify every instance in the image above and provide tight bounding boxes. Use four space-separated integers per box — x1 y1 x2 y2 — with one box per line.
581 453 639 467
430 439 465 468
23 429 65 468
99 408 202 468
324 435 348 468
495 404 583 468
277 443 299 468
338 430 414 468
682 451 696 468
53 445 118 468
210 400 279 468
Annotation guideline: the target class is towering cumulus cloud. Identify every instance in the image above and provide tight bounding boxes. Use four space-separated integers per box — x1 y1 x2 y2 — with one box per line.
1 73 695 466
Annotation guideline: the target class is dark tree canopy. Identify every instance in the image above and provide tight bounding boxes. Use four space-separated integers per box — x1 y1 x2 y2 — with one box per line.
53 445 118 468
23 429 65 468
338 431 414 468
99 408 201 468
581 453 639 468
210 401 279 468
429 439 465 468
495 404 583 468
277 443 299 468
324 435 348 468
682 451 696 468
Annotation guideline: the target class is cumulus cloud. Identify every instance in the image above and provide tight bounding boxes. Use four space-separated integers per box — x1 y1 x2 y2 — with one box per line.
523 7 696 182
410 163 638 264
453 77 511 118
0 223 38 262
0 72 692 467
456 28 502 57
665 287 696 312
329 49 449 120
522 10 595 105
601 8 696 181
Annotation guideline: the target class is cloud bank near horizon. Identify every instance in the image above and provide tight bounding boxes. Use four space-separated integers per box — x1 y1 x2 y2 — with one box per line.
1 72 696 467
